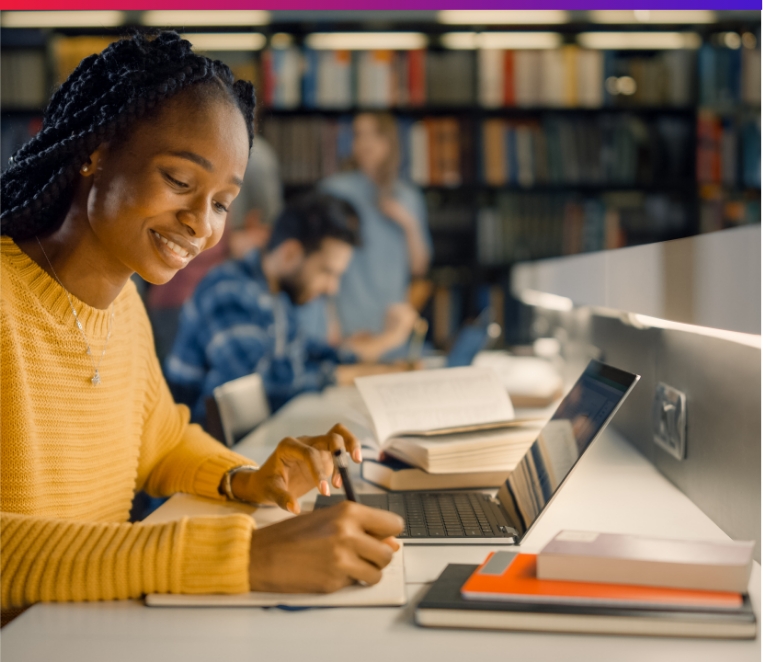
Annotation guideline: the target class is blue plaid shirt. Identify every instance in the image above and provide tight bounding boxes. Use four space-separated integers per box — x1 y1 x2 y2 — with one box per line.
165 250 350 422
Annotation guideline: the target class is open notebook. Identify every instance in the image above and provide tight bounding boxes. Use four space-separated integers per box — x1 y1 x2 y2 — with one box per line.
143 494 406 608
146 548 405 608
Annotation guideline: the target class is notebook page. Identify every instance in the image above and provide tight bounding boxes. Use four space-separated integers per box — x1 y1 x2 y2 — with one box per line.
145 547 406 608
355 367 515 446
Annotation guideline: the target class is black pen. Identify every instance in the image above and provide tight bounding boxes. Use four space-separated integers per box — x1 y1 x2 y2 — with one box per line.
332 449 358 503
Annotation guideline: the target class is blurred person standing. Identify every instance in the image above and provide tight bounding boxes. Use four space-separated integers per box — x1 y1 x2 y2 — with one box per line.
314 112 432 354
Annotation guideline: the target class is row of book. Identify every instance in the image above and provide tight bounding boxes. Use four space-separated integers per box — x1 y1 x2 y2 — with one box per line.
480 115 694 188
697 110 761 189
256 46 760 111
262 114 697 189
476 192 691 266
263 114 476 186
418 532 756 638
699 189 761 234
699 43 761 107
1 41 760 112
478 48 697 109
262 47 465 110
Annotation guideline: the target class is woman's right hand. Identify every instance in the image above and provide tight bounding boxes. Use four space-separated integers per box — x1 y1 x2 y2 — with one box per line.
248 501 404 594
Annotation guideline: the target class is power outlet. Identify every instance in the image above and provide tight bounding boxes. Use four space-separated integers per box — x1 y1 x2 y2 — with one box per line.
652 383 687 460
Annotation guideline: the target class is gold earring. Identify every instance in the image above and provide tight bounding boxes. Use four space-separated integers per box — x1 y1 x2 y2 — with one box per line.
80 164 90 174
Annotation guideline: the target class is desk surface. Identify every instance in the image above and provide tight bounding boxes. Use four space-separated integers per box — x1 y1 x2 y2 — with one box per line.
3 389 759 662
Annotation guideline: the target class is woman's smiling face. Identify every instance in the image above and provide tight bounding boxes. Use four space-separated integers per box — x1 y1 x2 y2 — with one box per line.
82 86 249 285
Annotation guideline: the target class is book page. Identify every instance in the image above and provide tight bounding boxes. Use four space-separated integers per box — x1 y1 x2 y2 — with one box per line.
355 367 515 445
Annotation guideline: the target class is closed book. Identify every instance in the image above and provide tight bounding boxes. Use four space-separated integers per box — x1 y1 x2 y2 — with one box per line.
538 531 755 593
462 552 743 611
361 456 513 491
415 564 757 639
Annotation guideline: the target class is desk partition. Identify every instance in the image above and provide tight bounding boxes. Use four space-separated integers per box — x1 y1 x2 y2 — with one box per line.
513 228 761 561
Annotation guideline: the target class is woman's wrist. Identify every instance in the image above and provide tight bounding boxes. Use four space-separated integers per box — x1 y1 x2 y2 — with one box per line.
221 465 261 504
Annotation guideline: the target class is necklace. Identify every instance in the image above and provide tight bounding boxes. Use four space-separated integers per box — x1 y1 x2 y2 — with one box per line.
36 237 114 386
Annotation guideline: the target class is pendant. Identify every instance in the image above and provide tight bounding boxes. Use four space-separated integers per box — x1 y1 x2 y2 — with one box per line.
91 370 101 386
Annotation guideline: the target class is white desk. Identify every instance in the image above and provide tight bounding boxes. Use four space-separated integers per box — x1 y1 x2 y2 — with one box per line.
3 389 759 662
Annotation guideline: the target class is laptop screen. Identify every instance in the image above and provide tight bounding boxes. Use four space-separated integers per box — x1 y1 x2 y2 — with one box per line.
497 360 639 541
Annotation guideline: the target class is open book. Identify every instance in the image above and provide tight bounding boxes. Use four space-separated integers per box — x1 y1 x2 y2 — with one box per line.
355 368 545 474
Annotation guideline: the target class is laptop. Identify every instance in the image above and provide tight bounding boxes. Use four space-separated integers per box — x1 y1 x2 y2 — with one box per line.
315 359 640 545
446 308 498 368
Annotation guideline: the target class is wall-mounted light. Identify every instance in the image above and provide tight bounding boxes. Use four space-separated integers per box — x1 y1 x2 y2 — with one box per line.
304 32 428 50
577 32 702 50
437 10 570 25
182 33 267 52
589 10 716 24
518 289 574 312
1 11 125 28
143 10 270 26
442 31 563 50
628 313 761 348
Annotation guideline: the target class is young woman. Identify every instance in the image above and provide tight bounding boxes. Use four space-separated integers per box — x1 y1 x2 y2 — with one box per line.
313 112 432 350
0 32 401 620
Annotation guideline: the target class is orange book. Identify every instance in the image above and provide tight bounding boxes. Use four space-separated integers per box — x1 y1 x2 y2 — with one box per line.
461 553 743 611
503 50 515 107
408 50 426 106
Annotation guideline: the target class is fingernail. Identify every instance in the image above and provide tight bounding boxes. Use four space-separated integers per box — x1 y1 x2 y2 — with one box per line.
320 480 330 496
352 448 363 463
333 474 342 488
289 502 300 515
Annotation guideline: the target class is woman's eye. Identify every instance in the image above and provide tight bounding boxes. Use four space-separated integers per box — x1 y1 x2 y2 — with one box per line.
213 201 229 214
163 172 188 189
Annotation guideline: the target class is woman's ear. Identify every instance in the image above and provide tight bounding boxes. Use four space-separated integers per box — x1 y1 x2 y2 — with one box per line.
80 146 106 177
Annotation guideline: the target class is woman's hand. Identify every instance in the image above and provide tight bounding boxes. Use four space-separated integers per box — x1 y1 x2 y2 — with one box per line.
231 423 362 514
248 501 404 593
378 196 431 277
378 195 416 231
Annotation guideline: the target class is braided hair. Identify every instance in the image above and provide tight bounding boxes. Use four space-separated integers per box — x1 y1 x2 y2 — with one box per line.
1 31 256 241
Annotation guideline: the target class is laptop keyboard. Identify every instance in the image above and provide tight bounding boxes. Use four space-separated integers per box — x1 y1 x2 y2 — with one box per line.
356 492 510 539
313 491 516 539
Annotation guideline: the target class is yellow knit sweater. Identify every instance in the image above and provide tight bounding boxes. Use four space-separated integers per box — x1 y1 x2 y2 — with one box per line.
1 236 256 610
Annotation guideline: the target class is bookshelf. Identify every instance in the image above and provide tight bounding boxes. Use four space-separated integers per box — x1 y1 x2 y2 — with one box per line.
1 13 760 345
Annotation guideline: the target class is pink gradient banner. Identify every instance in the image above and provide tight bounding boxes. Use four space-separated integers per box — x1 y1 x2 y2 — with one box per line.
0 2 758 10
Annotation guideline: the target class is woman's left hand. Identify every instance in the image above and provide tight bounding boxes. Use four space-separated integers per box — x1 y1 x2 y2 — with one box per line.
231 423 362 514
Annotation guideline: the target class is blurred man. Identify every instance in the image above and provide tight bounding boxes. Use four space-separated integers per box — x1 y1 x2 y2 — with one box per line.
165 193 414 423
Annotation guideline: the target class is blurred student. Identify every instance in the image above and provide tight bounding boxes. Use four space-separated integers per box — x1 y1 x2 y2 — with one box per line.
146 134 283 361
165 193 412 423
315 112 432 351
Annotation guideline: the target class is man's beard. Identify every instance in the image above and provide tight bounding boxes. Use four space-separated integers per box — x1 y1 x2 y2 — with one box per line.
278 273 307 305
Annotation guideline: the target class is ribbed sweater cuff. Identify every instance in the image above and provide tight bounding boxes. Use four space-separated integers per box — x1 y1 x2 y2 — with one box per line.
192 451 258 500
178 515 254 594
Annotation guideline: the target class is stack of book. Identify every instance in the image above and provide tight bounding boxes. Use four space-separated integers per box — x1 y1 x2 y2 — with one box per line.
355 366 555 491
416 531 757 638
